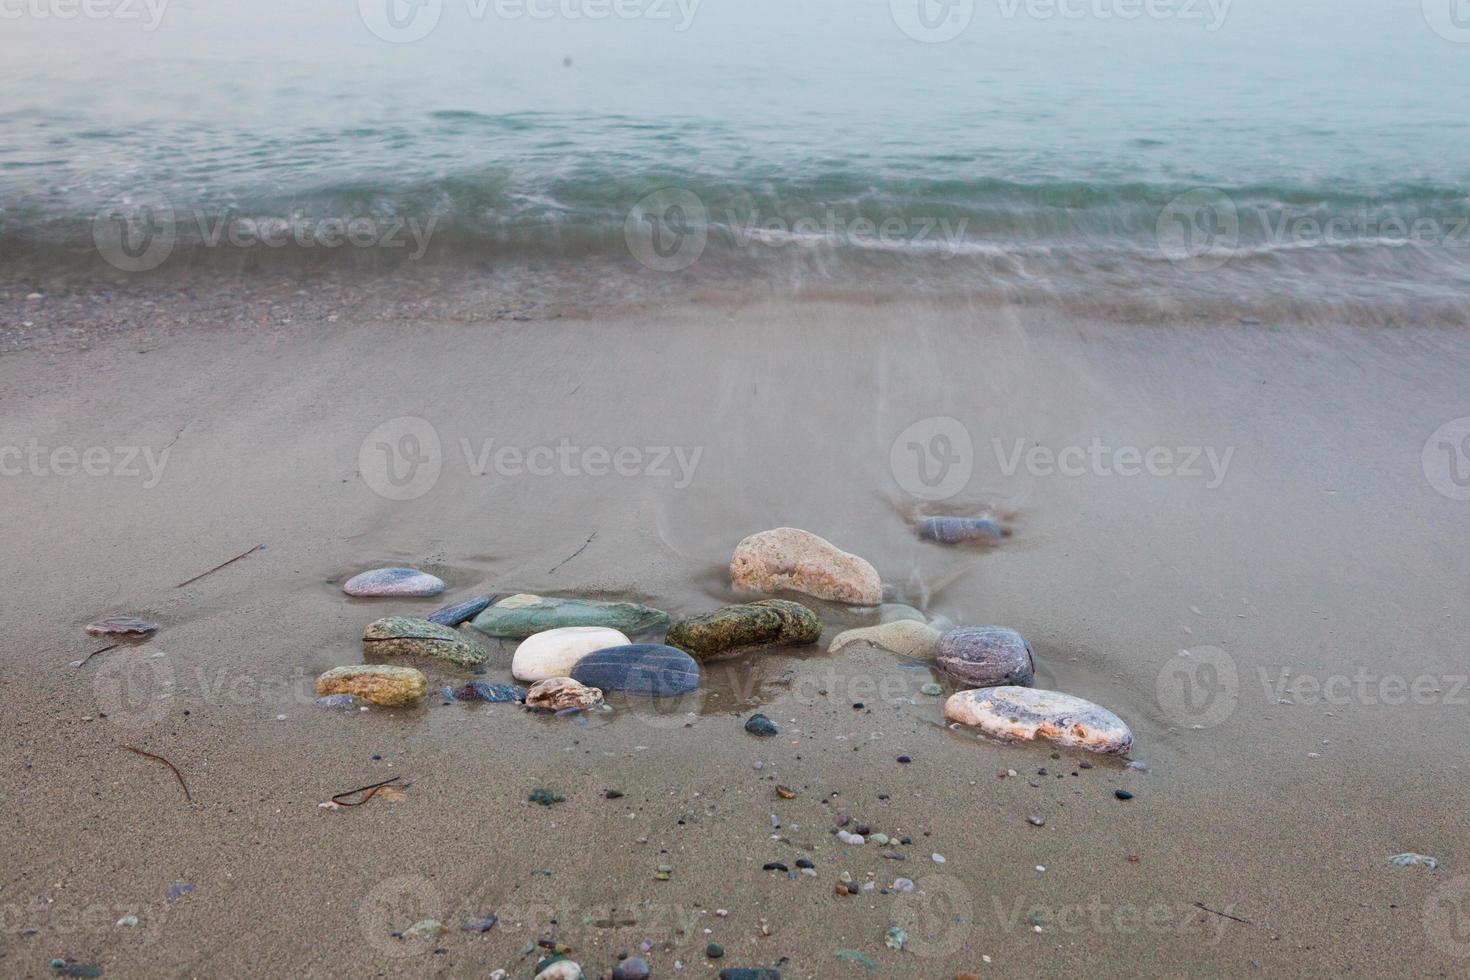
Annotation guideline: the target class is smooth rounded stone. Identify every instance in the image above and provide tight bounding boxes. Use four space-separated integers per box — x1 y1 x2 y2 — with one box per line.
85 616 159 636
526 676 604 711
944 686 1134 754
612 956 650 980
512 626 630 682
878 603 927 624
362 617 487 667
828 620 940 658
918 516 1006 544
342 567 445 597
570 644 701 696
455 681 527 703
427 594 494 626
935 626 1034 686
729 527 881 605
534 960 582 980
719 971 781 980
314 693 362 710
470 593 668 639
315 665 427 707
744 713 778 736
666 599 820 660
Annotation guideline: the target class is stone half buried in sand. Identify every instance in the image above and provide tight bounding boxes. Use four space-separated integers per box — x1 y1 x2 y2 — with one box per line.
342 567 446 597
469 593 668 639
511 625 631 682
571 643 702 696
917 516 1006 544
525 676 604 712
944 686 1134 754
85 616 160 636
314 664 427 707
361 616 488 667
729 527 882 605
934 626 1034 686
828 620 940 658
665 599 820 660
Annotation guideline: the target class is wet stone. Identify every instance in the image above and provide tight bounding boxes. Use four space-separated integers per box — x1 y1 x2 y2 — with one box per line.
934 626 1035 687
362 617 487 667
944 686 1134 755
455 681 526 703
918 516 1006 544
665 599 821 660
343 567 445 597
745 713 779 737
570 643 701 696
470 593 668 639
730 526 881 605
315 665 427 707
427 595 493 626
85 617 159 636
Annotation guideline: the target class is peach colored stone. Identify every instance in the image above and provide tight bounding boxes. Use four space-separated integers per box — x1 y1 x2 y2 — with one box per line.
730 527 881 605
944 686 1133 755
525 676 604 711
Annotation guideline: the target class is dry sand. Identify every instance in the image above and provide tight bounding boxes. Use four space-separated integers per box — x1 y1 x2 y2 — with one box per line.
3 293 1469 977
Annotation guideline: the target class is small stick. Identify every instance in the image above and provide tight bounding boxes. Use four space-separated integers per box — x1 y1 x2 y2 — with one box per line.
331 776 402 807
121 745 192 802
74 644 119 668
548 531 596 574
176 543 263 588
1193 901 1252 925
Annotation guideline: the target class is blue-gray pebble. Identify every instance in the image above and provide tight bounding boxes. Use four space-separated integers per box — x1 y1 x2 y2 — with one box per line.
571 643 701 696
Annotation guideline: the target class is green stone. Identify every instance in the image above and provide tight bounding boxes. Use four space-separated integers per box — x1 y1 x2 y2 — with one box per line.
921 682 944 696
469 594 668 639
665 599 821 660
361 617 487 667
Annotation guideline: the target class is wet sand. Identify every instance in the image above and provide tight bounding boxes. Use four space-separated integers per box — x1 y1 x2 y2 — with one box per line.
4 294 1470 978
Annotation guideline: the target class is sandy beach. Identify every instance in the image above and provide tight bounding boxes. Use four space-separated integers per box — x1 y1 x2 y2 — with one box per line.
3 288 1469 977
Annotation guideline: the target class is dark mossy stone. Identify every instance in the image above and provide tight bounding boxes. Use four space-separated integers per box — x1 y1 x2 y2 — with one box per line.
744 713 778 737
455 681 527 703
934 626 1034 686
362 616 487 667
665 599 820 660
719 970 781 980
529 788 564 806
571 644 701 696
427 594 494 626
918 516 1006 544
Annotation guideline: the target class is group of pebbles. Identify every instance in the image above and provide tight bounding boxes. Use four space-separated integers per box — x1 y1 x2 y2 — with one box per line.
315 523 1134 756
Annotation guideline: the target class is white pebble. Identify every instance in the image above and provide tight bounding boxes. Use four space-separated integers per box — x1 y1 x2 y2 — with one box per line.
931 853 945 863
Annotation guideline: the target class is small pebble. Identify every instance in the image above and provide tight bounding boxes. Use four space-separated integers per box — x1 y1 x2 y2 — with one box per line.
744 713 779 737
1027 816 1045 827
931 853 946 863
1115 790 1134 800
896 755 911 764
706 943 724 959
